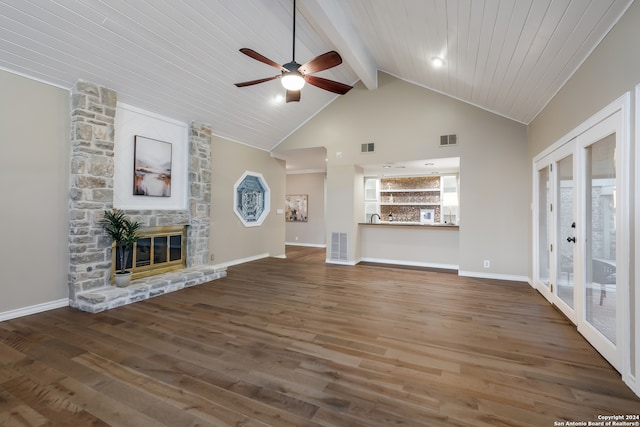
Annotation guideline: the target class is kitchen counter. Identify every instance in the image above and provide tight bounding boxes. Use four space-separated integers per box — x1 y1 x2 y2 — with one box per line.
358 222 459 270
359 222 459 230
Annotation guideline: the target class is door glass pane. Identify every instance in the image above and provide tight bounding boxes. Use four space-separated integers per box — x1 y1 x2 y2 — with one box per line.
557 155 574 308
585 134 616 344
538 166 550 288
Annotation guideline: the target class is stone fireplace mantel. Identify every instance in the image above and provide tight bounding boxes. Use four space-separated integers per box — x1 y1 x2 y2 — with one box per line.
67 80 225 313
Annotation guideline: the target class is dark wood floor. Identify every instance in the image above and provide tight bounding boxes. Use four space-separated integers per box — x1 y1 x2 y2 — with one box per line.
1 246 639 426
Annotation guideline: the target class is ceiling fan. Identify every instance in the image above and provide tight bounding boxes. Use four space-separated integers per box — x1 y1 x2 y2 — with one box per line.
234 0 353 103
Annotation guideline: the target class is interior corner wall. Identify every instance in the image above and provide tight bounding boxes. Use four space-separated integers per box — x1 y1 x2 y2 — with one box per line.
353 165 365 261
0 70 70 313
275 72 529 276
285 173 326 246
210 136 286 266
323 164 362 263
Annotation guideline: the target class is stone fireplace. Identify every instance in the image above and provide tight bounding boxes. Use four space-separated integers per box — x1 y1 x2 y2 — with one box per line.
67 81 225 313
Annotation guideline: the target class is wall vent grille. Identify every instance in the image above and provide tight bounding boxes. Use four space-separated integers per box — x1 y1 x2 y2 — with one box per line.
440 134 458 146
330 232 348 261
361 143 375 153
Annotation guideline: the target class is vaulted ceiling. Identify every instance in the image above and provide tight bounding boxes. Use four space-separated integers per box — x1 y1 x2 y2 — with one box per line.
0 0 633 151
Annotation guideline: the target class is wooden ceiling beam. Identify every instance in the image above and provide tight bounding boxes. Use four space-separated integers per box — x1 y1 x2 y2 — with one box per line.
298 0 378 90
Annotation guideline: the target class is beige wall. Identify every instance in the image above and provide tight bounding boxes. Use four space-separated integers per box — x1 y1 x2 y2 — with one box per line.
0 70 70 313
275 72 529 277
528 1 640 159
210 136 286 265
285 173 326 246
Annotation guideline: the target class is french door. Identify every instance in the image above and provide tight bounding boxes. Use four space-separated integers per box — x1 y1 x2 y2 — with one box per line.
533 108 628 373
576 113 626 370
534 140 577 324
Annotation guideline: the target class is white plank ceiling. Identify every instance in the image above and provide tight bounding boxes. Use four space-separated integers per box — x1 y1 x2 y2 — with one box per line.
0 0 633 152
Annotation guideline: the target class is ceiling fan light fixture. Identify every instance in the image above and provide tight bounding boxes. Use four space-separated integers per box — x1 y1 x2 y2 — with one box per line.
281 70 305 91
234 0 352 99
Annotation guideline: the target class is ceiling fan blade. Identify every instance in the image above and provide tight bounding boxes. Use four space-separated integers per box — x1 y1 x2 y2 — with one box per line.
298 51 342 74
305 75 353 95
239 48 286 71
286 90 301 103
234 75 280 87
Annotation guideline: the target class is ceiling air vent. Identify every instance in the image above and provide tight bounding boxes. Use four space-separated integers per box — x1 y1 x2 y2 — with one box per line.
440 134 457 147
361 142 375 153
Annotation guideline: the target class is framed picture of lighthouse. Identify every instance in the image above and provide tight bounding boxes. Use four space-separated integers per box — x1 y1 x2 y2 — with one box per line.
133 135 172 197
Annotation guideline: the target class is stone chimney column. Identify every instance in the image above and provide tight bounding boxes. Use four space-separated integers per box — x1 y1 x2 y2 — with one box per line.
68 81 117 300
187 122 212 267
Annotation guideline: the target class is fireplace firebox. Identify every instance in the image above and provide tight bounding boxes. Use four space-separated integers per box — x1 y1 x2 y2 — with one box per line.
112 225 187 282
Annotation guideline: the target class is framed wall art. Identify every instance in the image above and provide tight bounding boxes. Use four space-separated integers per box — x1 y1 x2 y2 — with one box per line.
285 194 308 222
420 208 435 225
133 135 172 197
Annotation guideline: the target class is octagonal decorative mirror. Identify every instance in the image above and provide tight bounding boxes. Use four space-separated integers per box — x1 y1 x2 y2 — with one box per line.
233 171 270 227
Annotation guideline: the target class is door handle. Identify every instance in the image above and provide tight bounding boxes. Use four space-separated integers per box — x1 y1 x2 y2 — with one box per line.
567 236 576 243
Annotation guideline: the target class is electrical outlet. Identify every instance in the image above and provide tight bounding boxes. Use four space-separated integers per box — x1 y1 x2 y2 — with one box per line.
210 254 215 262
483 260 490 269
295 236 299 241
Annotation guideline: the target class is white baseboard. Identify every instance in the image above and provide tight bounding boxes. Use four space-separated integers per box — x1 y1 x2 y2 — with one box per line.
0 298 69 322
285 242 326 248
325 259 357 266
212 253 269 269
358 257 458 271
458 270 529 283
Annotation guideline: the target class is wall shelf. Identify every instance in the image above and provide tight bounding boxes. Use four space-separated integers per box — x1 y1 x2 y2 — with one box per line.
378 177 442 222
380 203 440 206
365 175 459 225
379 188 439 192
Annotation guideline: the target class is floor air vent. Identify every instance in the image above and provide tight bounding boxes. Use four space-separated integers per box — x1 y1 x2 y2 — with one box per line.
440 134 457 146
330 232 348 261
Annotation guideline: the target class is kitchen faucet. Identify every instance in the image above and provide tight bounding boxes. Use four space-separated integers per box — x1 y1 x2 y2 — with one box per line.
370 213 381 224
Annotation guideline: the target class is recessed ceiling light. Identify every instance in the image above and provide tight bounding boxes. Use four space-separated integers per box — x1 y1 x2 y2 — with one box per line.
274 94 284 103
424 162 435 166
382 165 392 169
431 57 445 68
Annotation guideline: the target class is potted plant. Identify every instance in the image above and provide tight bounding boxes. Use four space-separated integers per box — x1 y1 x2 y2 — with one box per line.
100 209 141 287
